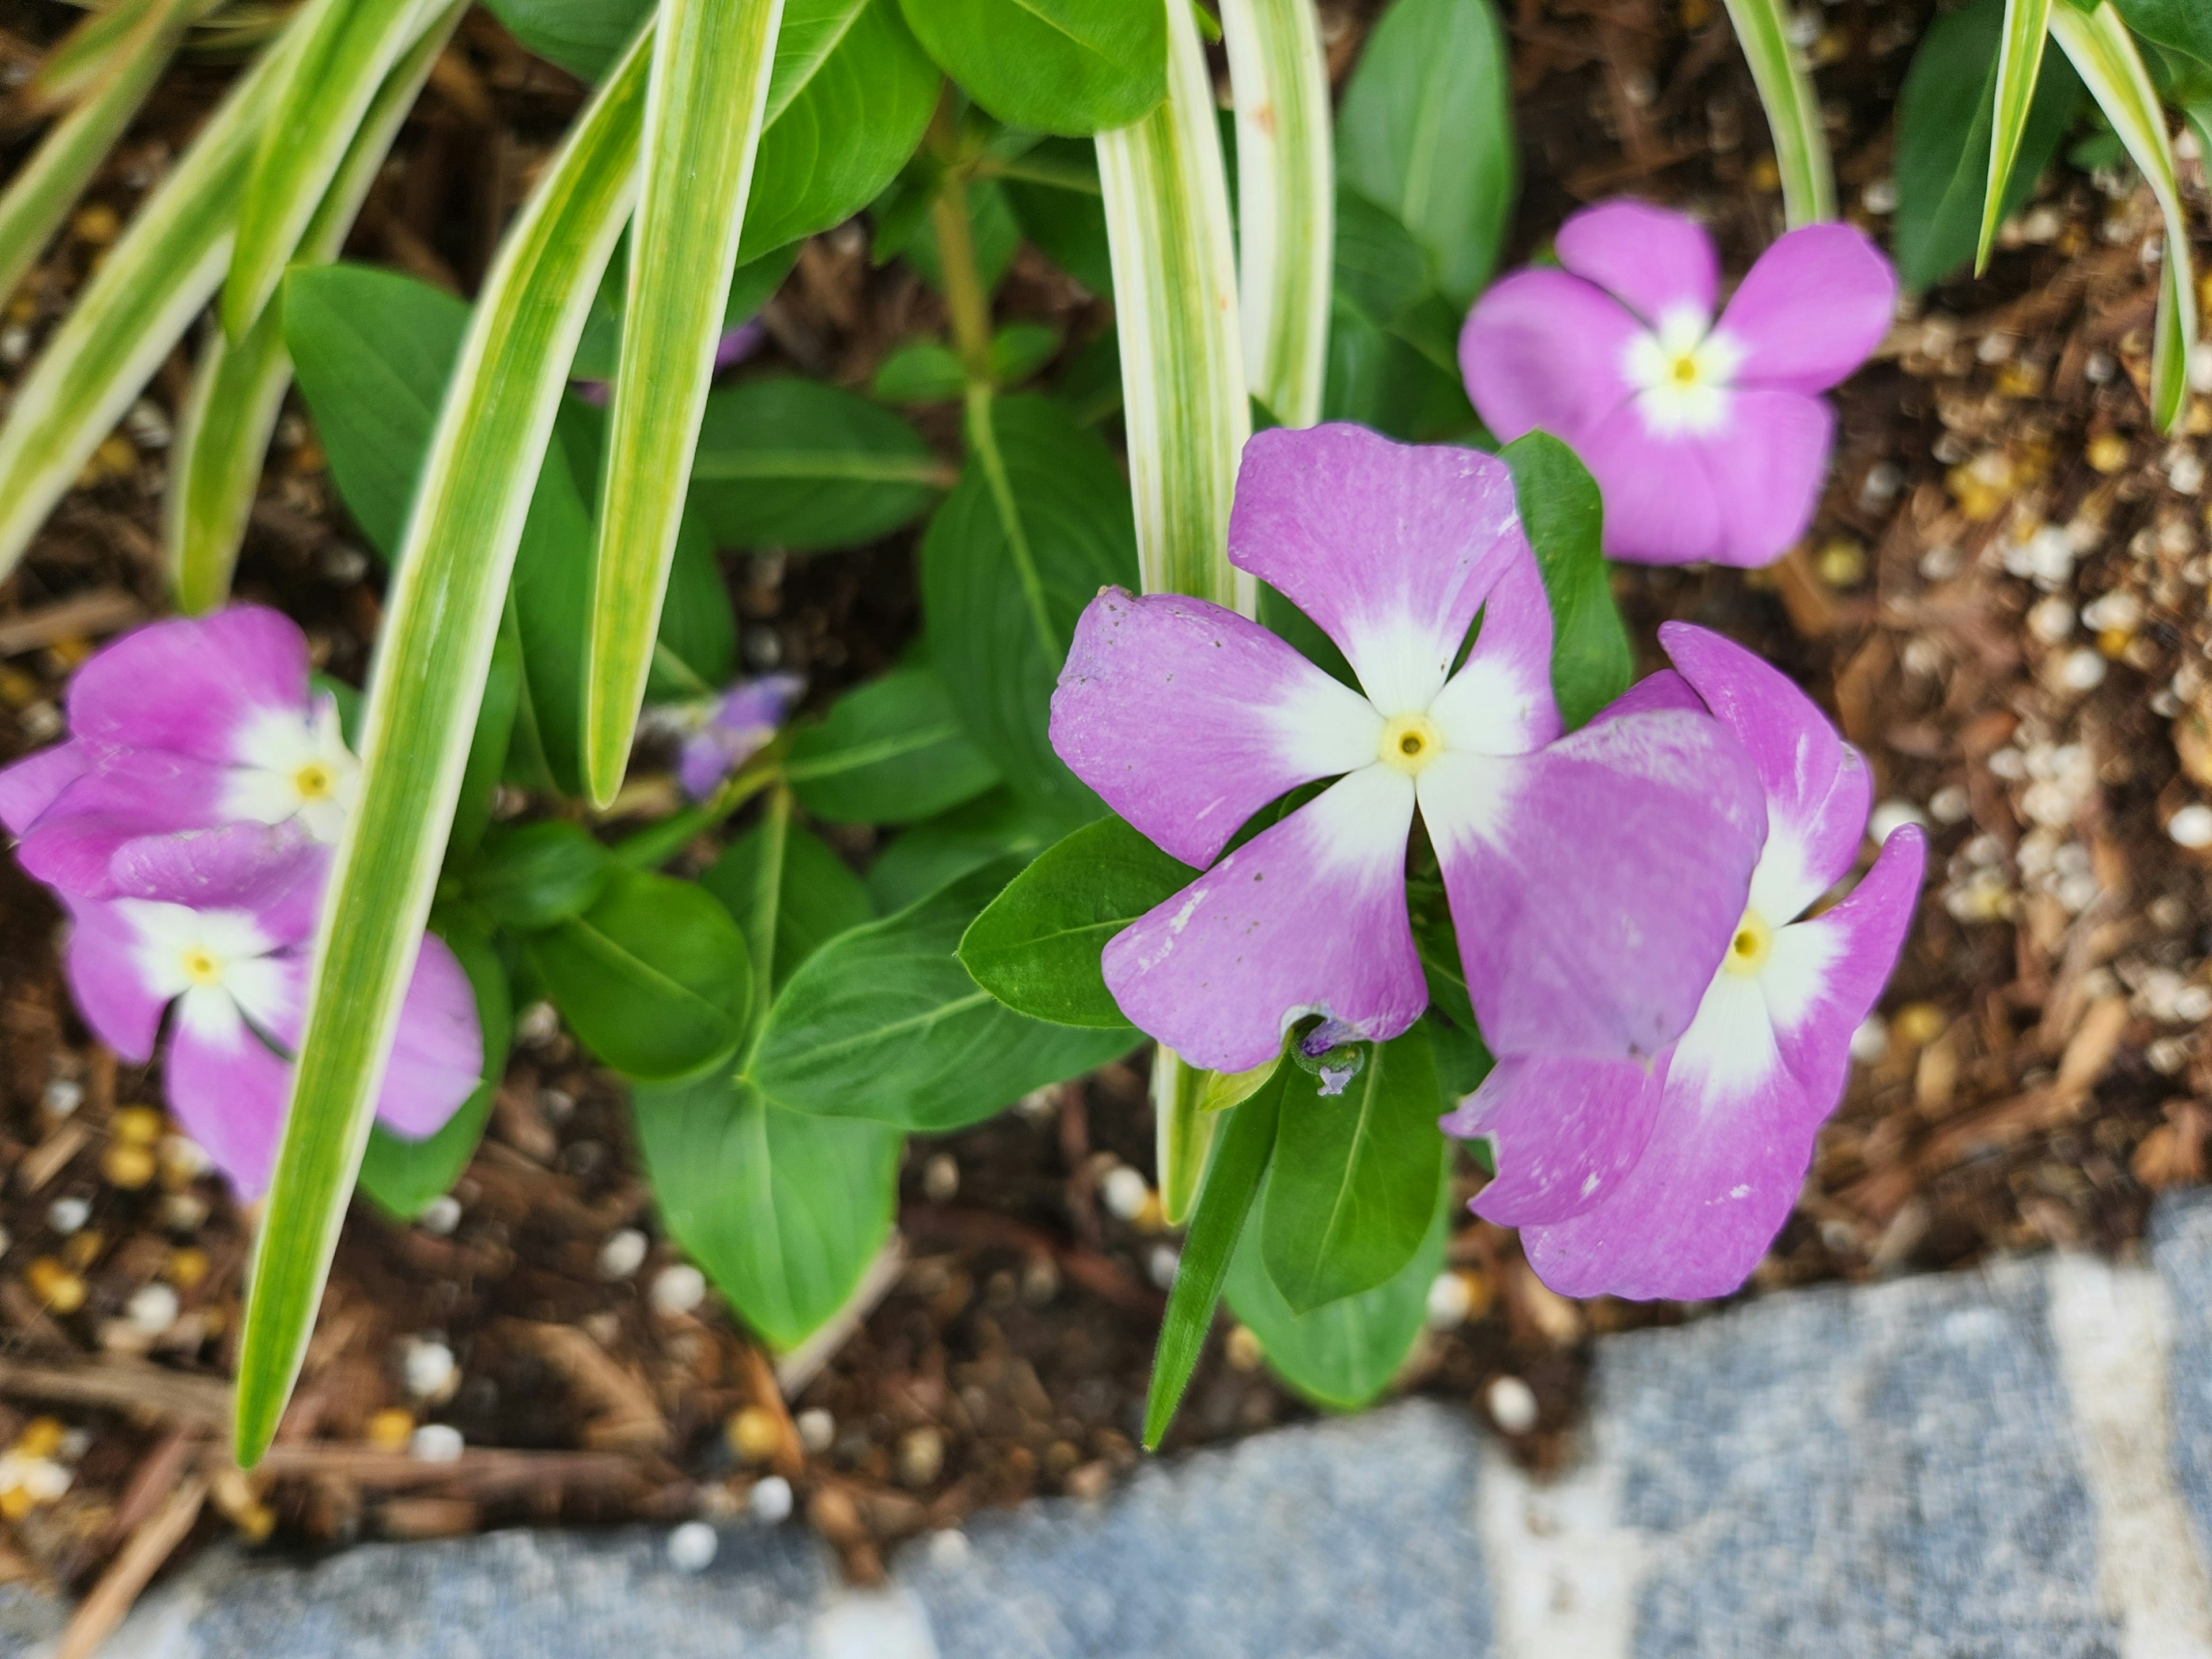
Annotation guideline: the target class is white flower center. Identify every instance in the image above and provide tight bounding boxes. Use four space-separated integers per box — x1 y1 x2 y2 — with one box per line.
221 695 359 842
1622 304 1745 438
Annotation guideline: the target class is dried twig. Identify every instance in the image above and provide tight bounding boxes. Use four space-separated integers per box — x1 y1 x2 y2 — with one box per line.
55 1471 207 1659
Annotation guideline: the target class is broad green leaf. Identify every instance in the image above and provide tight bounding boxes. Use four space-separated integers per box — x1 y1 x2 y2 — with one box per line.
874 339 968 404
1321 190 1475 441
896 175 1022 296
467 820 613 930
526 866 753 1079
785 665 1002 824
634 1071 900 1350
1143 1063 1285 1448
704 815 875 993
2115 0 2212 66
0 11 302 579
357 919 512 1220
922 393 1137 815
1980 0 2056 272
1219 0 1333 425
998 137 1113 295
1261 1026 1444 1314
573 241 796 382
1427 1011 1494 1107
1225 1147 1452 1411
2050 0 2196 434
1408 880 1476 1031
1501 433 1633 730
482 0 649 78
235 26 652 1467
1894 0 2083 290
1095 0 1250 609
957 815 1191 1028
990 323 1063 387
897 0 1165 137
451 623 522 857
171 0 464 613
223 0 425 338
1337 0 1516 304
864 787 1063 911
749 857 1133 1131
690 376 946 551
1718 0 1835 228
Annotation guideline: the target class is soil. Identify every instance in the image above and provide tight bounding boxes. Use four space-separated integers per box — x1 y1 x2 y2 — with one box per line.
2 0 2209 1621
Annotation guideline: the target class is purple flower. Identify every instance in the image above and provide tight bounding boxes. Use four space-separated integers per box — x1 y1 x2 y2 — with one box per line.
676 673 802 801
1048 424 1769 1075
0 607 355 899
1444 624 1926 1301
1460 200 1896 569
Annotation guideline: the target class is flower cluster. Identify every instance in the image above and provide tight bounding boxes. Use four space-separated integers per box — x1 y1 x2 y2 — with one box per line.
0 607 482 1198
1051 423 1922 1300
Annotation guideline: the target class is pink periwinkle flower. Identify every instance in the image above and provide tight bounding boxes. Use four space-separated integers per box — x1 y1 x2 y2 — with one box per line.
1049 423 1770 1075
1444 623 1926 1301
676 673 803 801
1460 200 1896 569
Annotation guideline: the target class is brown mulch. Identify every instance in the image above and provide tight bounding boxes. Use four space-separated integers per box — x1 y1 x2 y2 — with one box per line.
1 0 2209 1624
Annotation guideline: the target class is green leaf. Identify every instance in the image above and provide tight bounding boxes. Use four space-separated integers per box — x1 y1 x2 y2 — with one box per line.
525 866 753 1080
1981 0 2057 272
1426 1010 1494 1107
957 815 1191 1028
703 817 874 993
1321 189 1476 441
357 918 513 1220
1408 880 1476 1031
1143 1063 1285 1448
1501 433 1633 730
1337 0 1516 305
1895 0 2084 290
234 25 653 1467
481 0 651 79
863 787 1063 911
1225 1145 1452 1411
999 137 1113 294
1718 0 1835 228
990 322 1063 387
922 393 1137 815
572 241 795 382
690 376 946 551
873 339 968 405
634 1071 901 1350
2114 0 2212 66
1260 1026 1445 1314
896 0 1165 137
467 820 613 930
749 857 1132 1131
897 175 1021 296
785 664 1003 824
452 622 522 857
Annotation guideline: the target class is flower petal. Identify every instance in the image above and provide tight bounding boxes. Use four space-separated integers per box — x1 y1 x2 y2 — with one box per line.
1718 223 1897 395
0 741 91 835
1591 668 1703 722
1225 426 1524 715
107 825 327 942
1051 586 1382 868
1578 401 1727 566
1765 825 1926 1111
1459 269 1642 448
1660 621 1869 919
1425 537 1560 758
66 606 310 766
1692 389 1835 569
164 993 294 1199
1420 706 1765 1059
13 748 239 897
1447 1051 1667 1226
59 899 171 1062
376 933 485 1139
1554 200 1719 328
1100 766 1425 1073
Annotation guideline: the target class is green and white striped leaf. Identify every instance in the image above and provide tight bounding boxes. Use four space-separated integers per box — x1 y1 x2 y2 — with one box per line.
0 7 306 581
2049 0 2196 433
0 0 200 306
169 0 464 613
1219 0 1332 426
1721 0 1836 226
233 25 652 1467
221 0 425 339
582 0 785 805
1979 0 2055 273
28 0 164 107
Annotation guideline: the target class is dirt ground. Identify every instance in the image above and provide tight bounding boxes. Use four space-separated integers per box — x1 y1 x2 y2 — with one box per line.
1 0 2209 1620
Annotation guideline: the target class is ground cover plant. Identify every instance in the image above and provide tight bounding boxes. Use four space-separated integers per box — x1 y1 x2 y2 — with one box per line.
2 0 2211 1622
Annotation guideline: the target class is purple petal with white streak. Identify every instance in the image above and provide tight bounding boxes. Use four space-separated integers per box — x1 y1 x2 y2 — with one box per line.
1426 534 1560 757
107 825 326 942
164 991 297 1199
66 606 309 765
1458 269 1641 448
1554 200 1719 328
59 898 171 1062
1447 1051 1667 1226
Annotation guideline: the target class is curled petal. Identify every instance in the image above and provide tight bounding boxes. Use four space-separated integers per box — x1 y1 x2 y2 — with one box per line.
1692 389 1835 569
1459 270 1642 449
1448 1051 1667 1227
1555 200 1719 328
1425 537 1560 759
1051 588 1381 868
0 741 91 835
1419 707 1764 1060
107 824 327 942
14 748 234 897
66 606 309 766
1718 223 1897 396
1577 402 1726 567
1591 668 1702 723
1101 767 1425 1073
1226 426 1525 715
376 934 485 1139
60 899 171 1063
164 991 294 1199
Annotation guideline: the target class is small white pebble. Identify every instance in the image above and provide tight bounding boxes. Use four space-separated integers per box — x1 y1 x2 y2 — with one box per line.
2172 452 2207 497
597 1227 649 1280
1868 800 1926 844
1929 784 1971 825
159 1134 209 1179
2081 590 2141 633
1101 1165 1151 1221
921 1153 960 1204
123 1282 179 1336
539 1088 576 1123
418 1195 462 1237
56 1429 89 1463
1860 178 1898 216
319 544 370 586
47 1197 89 1236
0 325 29 366
2176 985 2212 1025
2192 342 2212 395
1013 1086 1059 1120
666 1520 718 1573
516 1001 560 1047
2149 1037 2193 1075
2027 596 2075 643
2055 648 2107 692
21 702 64 741
2171 805 2212 849
41 1078 82 1118
124 400 171 450
410 1423 464 1463
1918 543 1963 582
1147 1244 1180 1290
1850 1016 1891 1064
797 1408 835 1455
403 1338 457 1401
650 1263 707 1317
925 1528 972 1570
749 1474 794 1524
1486 1376 1540 1435
2055 872 2101 914
2086 350 2118 384
1425 1271 1473 1331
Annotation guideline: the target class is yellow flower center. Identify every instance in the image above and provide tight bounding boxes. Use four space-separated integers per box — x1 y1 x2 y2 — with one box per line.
293 761 334 801
179 946 223 987
1669 352 1701 387
1724 910 1772 977
1377 713 1442 775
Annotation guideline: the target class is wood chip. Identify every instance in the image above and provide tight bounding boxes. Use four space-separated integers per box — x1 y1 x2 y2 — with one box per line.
55 1471 206 1659
0 590 144 657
